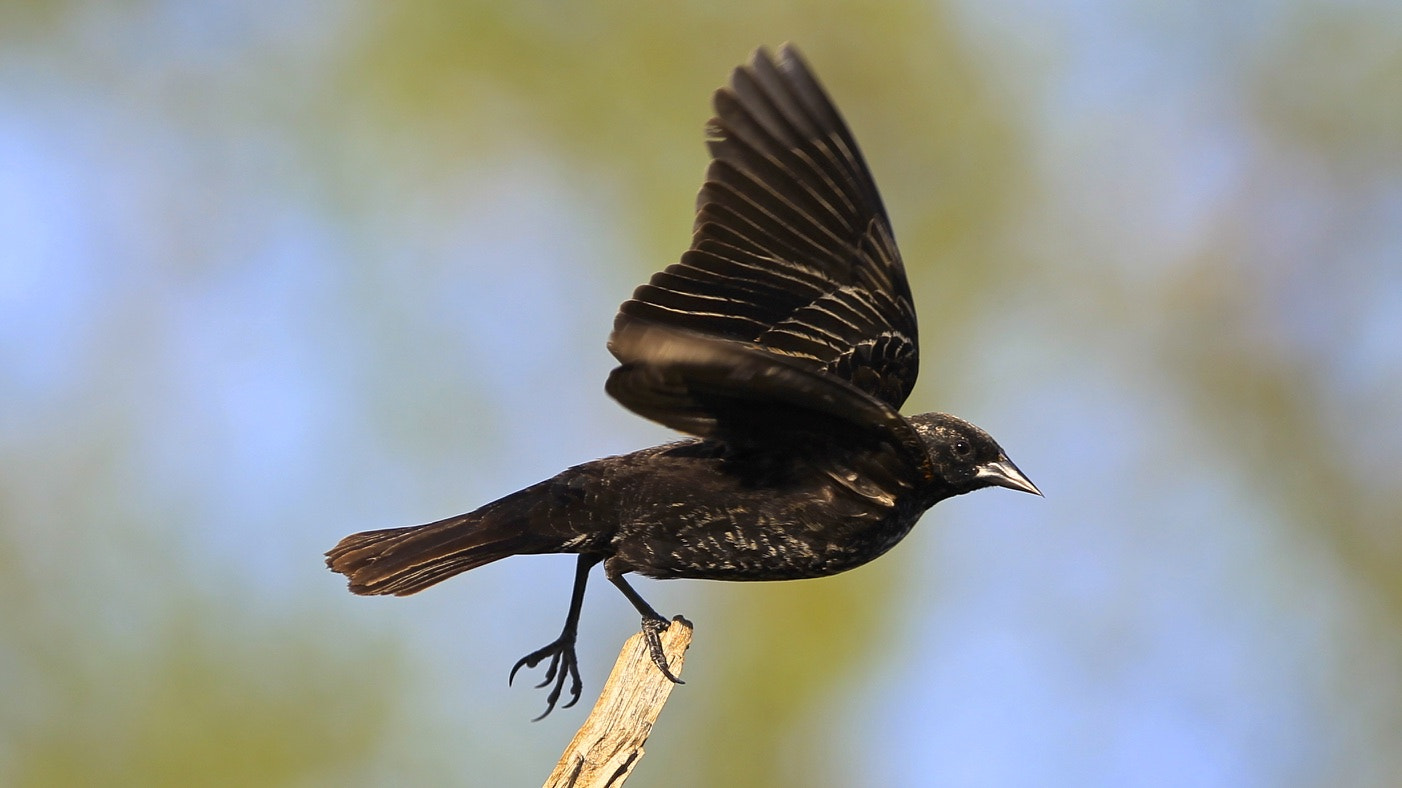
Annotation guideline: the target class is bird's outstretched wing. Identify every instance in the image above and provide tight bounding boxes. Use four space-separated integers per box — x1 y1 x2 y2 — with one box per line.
610 44 919 411
607 322 934 490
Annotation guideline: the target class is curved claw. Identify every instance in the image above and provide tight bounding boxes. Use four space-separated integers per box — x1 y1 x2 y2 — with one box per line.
641 616 685 685
508 636 583 721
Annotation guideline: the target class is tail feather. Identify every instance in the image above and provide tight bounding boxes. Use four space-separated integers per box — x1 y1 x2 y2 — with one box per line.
326 503 553 596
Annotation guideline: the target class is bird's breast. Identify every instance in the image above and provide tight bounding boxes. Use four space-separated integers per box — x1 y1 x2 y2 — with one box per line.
608 460 922 581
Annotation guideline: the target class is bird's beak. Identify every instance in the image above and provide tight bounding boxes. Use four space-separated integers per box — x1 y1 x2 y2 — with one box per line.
975 458 1042 496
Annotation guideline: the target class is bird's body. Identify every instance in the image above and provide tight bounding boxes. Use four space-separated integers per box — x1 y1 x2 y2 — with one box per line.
335 410 975 590
328 44 1039 718
603 440 919 582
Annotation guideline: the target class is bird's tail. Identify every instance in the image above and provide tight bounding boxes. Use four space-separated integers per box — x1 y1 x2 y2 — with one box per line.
326 481 571 596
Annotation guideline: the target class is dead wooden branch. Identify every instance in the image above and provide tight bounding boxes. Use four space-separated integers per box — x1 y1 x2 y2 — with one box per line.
543 617 693 788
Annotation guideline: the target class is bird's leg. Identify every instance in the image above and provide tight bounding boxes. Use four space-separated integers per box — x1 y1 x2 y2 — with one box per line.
510 553 602 720
607 567 684 685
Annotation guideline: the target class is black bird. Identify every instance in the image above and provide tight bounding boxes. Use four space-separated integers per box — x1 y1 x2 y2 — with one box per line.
327 44 1040 719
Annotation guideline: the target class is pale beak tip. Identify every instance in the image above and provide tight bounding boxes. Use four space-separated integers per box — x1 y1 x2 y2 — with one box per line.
977 458 1042 497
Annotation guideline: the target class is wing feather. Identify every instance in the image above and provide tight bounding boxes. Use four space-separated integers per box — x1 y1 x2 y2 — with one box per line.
612 44 919 411
607 323 933 488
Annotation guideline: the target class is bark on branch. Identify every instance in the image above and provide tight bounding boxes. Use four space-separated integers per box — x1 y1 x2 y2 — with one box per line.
543 617 693 788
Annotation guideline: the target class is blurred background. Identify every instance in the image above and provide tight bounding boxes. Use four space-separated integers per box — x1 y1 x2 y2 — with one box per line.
3 1 1400 785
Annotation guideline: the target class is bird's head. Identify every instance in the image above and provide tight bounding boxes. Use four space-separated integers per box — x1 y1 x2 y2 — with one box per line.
907 412 1041 499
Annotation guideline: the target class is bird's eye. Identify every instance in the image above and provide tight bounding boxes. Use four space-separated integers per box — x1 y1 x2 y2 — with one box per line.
952 439 972 457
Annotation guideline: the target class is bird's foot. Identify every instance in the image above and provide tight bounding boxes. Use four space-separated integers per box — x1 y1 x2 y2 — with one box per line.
641 616 685 684
509 634 582 721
